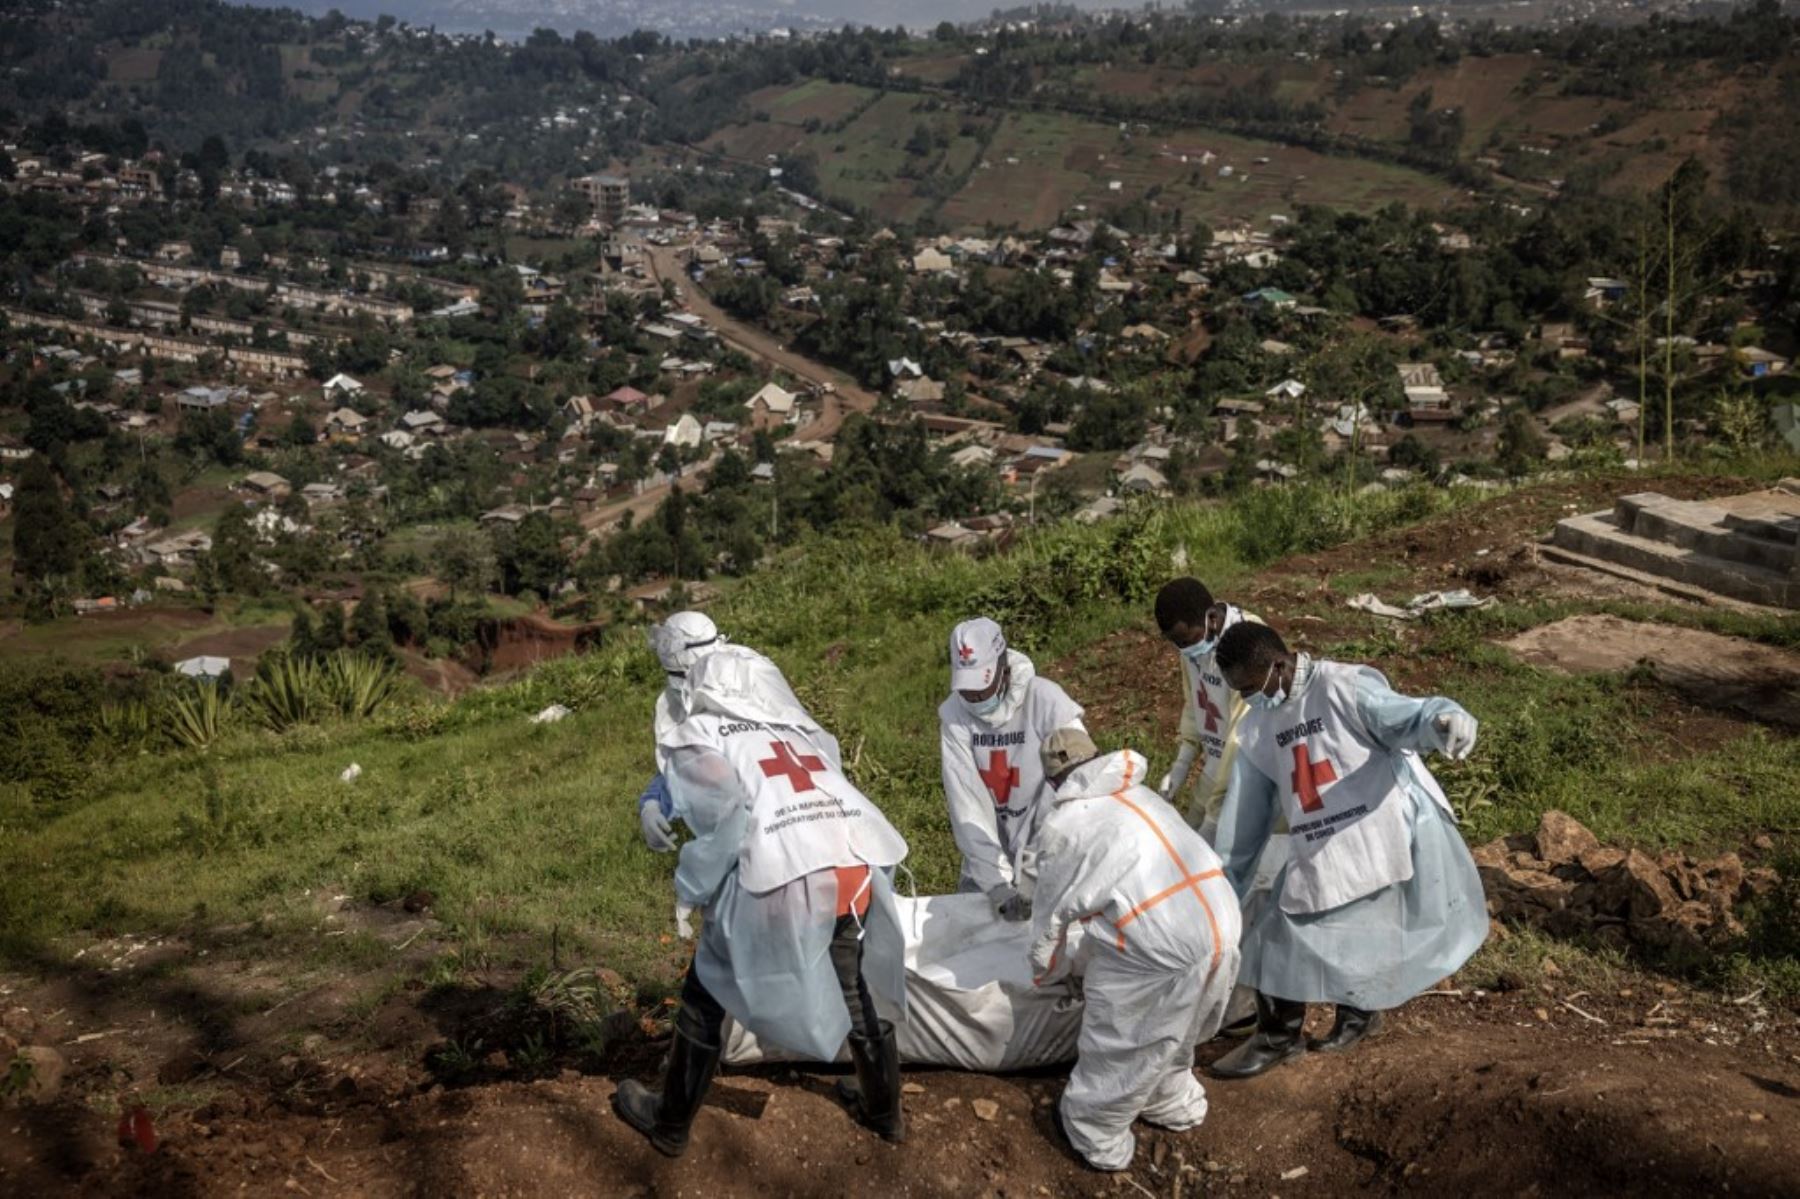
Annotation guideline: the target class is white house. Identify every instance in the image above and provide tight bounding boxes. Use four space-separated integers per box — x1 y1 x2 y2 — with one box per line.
745 382 799 425
663 412 704 449
949 444 996 470
326 407 369 435
323 373 365 397
1266 379 1307 402
912 247 954 275
1119 463 1170 495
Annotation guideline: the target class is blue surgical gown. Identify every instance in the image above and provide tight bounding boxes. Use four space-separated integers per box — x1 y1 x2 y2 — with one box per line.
1211 663 1488 1010
665 742 907 1062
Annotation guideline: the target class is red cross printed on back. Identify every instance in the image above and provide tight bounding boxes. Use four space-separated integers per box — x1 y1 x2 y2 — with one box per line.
1197 687 1223 733
956 641 977 665
977 749 1020 807
1289 744 1338 814
759 740 827 792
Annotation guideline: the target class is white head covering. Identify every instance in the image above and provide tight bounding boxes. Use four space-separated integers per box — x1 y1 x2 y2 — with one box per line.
648 610 725 675
680 644 824 734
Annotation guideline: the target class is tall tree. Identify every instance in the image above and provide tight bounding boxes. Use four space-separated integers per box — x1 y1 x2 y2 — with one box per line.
351 590 394 656
1656 160 1720 460
499 512 569 598
11 456 86 596
436 527 497 600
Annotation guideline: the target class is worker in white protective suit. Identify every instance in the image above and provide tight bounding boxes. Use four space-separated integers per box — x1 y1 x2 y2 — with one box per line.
638 612 730 852
939 617 1086 922
1152 577 1263 840
613 645 911 1156
1209 622 1486 1079
1026 728 1242 1173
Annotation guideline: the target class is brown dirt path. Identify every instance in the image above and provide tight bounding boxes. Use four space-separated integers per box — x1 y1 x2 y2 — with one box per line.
643 241 879 440
6 982 1796 1197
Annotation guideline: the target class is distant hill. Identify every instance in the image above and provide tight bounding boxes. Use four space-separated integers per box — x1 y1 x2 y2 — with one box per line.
230 0 1092 40
6 0 1800 231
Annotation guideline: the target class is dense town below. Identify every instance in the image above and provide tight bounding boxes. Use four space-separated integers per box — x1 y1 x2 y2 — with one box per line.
0 0 1795 690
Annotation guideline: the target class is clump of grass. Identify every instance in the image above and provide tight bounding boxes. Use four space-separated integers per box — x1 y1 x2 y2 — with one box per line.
324 652 400 720
1460 925 1628 996
166 681 232 750
245 653 321 732
245 651 400 731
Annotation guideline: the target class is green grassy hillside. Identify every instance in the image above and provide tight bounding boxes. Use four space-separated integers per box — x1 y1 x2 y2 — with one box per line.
2 472 1796 998
701 82 1457 230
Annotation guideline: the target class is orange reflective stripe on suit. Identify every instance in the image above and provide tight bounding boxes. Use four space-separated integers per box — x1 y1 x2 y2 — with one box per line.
1033 757 1226 984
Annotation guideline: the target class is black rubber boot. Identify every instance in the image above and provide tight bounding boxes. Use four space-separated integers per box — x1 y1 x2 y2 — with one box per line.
1309 1005 1384 1054
1215 1012 1258 1039
612 1027 721 1157
834 1019 905 1143
1209 993 1307 1079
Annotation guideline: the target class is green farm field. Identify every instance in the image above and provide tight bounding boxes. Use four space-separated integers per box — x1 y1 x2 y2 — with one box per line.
709 80 1457 230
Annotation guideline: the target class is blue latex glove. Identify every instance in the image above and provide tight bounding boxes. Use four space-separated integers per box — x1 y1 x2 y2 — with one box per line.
640 772 675 818
638 774 676 852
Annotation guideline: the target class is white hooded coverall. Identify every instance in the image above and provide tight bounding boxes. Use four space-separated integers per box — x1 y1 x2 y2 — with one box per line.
939 650 1086 894
659 648 910 1061
1027 750 1243 1172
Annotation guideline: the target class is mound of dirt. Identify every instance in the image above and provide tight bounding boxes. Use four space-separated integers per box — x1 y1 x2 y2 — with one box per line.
1502 614 1800 729
1474 811 1781 956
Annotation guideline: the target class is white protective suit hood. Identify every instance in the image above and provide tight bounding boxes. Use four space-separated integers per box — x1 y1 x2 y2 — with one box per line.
1053 748 1150 804
648 611 727 677
662 644 827 750
959 649 1038 728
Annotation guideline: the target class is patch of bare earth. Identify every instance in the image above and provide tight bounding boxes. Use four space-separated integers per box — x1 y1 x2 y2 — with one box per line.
3 975 1796 1197
1504 615 1800 730
1250 475 1758 611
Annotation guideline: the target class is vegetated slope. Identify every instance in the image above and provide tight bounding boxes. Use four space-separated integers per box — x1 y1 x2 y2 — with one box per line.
3 472 1795 985
698 80 1459 230
697 39 1800 229
2 471 1798 1198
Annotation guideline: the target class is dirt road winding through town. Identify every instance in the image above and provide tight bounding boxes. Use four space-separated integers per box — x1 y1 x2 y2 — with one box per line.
575 243 878 538
642 240 878 443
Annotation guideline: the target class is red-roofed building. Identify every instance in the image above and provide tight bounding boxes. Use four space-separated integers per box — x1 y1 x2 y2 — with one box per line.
603 385 653 413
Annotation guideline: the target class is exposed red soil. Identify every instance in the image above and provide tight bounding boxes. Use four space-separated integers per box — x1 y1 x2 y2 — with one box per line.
475 612 607 675
3 966 1796 1198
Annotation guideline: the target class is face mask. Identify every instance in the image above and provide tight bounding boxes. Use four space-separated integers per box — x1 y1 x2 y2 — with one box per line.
1244 663 1287 711
966 691 1005 718
1180 609 1226 662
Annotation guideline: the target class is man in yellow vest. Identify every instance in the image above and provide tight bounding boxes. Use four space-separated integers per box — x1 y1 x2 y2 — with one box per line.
1153 577 1262 842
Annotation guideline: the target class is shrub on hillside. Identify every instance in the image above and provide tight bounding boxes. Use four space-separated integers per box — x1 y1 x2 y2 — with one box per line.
968 502 1168 641
0 660 163 805
165 679 233 750
1231 481 1453 565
